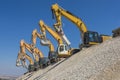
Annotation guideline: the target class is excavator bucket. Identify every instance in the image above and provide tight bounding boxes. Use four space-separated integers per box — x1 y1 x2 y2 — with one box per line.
16 59 22 67
40 39 51 46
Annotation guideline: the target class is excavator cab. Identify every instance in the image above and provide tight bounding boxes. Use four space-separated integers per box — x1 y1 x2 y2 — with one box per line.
57 44 80 57
112 27 120 37
83 31 101 47
57 44 70 57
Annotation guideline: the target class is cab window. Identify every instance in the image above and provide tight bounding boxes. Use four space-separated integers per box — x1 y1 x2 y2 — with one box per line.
89 32 99 42
60 45 64 52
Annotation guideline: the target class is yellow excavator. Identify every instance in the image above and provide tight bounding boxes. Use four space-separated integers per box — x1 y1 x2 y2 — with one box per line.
112 27 120 37
51 3 112 49
31 29 57 63
17 40 50 71
16 51 34 71
39 20 79 58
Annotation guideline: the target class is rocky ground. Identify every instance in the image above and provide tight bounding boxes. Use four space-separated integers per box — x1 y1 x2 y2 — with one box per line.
17 37 120 80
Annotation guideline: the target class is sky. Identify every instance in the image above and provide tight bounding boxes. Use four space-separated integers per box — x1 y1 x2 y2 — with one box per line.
0 0 120 76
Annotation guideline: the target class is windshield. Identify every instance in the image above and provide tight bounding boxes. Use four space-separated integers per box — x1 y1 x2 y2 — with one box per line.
59 45 65 52
89 32 99 42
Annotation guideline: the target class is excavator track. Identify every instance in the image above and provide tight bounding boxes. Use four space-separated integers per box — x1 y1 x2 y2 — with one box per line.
33 58 67 80
17 58 70 80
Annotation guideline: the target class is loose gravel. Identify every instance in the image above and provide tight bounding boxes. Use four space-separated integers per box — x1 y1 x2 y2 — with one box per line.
17 37 120 80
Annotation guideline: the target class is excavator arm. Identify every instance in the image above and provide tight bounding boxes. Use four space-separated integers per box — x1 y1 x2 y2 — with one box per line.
51 3 87 34
32 29 45 46
39 20 63 45
20 40 40 62
33 47 44 58
32 29 55 52
16 51 34 69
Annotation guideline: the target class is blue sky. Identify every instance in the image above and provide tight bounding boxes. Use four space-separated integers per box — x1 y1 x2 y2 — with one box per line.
0 0 120 76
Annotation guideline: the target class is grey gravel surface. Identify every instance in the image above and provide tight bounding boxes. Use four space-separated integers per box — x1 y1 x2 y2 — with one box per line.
17 37 120 80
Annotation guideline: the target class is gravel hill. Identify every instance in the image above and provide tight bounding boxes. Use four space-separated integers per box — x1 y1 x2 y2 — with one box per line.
17 37 120 80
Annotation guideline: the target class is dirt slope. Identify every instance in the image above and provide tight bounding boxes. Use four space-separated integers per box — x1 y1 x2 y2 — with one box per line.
17 37 120 80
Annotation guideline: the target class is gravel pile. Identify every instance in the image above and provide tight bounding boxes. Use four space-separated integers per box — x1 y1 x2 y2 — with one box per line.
18 37 120 80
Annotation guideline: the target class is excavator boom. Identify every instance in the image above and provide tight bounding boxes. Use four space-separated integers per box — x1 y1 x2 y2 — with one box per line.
51 4 87 34
39 20 63 45
32 29 55 52
20 40 40 62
